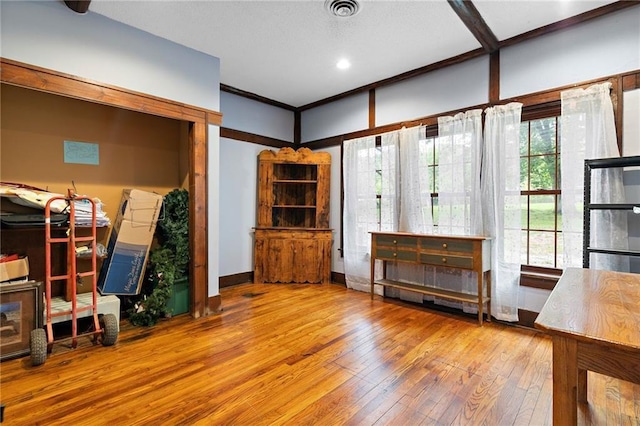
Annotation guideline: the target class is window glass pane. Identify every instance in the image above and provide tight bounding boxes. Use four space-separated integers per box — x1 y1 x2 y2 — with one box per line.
425 137 435 164
529 195 556 231
530 118 556 155
528 230 556 267
521 230 529 265
375 170 382 195
433 165 439 193
556 232 564 269
530 154 557 190
521 195 529 229
520 122 529 156
520 157 529 191
432 197 439 225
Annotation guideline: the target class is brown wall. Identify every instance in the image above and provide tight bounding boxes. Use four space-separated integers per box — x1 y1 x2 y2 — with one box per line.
1 84 188 224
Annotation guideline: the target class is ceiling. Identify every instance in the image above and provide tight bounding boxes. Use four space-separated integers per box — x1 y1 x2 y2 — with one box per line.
87 0 619 108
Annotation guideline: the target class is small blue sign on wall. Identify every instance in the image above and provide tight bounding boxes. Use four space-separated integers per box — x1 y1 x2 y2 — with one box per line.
64 141 100 165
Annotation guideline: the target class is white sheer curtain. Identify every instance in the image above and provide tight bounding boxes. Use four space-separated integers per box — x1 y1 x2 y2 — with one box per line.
343 136 379 293
387 126 435 303
380 131 399 233
399 126 434 234
435 110 483 312
437 110 484 235
561 82 629 271
482 103 522 322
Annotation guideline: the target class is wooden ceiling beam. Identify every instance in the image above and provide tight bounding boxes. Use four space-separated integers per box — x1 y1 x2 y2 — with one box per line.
447 0 499 53
64 1 91 14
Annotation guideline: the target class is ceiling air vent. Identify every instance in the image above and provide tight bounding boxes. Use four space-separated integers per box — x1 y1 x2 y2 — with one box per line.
325 0 361 18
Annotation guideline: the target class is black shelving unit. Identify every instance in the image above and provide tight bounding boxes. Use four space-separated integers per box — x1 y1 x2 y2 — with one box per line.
583 155 640 268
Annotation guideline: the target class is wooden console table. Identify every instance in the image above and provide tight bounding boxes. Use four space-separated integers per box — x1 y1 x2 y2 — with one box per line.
535 268 640 425
370 232 492 325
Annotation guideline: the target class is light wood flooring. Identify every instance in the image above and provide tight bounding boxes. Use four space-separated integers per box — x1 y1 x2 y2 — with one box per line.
1 282 639 425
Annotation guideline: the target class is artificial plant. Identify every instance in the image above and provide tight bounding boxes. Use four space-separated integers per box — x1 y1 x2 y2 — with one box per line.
128 188 189 326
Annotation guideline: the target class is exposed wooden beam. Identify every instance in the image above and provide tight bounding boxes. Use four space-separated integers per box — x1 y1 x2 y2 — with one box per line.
447 0 499 53
489 50 500 103
64 1 91 14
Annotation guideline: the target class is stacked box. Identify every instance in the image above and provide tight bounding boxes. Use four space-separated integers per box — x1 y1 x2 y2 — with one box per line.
98 189 162 295
0 257 29 282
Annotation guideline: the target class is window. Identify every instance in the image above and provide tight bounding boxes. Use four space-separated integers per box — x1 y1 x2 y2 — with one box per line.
520 116 562 269
355 115 564 272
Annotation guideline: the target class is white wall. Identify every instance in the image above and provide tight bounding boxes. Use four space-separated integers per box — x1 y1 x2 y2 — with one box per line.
623 89 640 158
376 55 489 126
325 145 345 275
221 92 295 143
501 7 640 99
300 56 490 143
1 1 222 297
301 92 369 142
0 1 220 111
218 139 268 276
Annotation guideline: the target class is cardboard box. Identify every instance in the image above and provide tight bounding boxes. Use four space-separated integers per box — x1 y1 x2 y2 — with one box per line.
0 257 29 282
98 189 163 295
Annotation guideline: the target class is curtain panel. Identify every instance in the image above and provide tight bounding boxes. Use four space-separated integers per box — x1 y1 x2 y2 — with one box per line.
482 102 523 322
560 82 629 272
433 110 484 312
343 136 380 293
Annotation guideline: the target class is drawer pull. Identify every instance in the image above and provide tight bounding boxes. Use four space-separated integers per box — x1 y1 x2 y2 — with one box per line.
393 253 397 257
442 257 447 263
393 240 397 244
442 243 448 249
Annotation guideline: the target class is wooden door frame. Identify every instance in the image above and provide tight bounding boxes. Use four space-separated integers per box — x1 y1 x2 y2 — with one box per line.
0 58 222 318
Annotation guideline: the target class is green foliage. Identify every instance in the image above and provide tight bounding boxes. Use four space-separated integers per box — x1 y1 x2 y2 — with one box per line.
520 118 559 191
128 189 189 326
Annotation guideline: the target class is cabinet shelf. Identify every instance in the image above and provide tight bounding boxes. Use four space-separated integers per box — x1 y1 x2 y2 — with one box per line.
374 279 488 304
274 180 317 184
273 205 316 208
583 156 640 268
587 204 640 210
585 247 640 257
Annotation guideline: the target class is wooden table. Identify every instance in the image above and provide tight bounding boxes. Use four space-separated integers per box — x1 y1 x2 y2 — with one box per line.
370 232 491 325
534 268 640 425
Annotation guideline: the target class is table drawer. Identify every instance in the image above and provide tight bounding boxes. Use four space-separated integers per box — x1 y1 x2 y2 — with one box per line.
375 234 417 250
420 238 474 253
376 248 417 262
420 253 474 269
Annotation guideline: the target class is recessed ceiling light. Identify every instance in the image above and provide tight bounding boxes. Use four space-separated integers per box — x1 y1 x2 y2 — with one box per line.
336 59 351 70
325 0 361 18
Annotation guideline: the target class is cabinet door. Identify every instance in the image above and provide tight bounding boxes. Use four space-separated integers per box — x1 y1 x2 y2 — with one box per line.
264 238 294 283
292 239 322 283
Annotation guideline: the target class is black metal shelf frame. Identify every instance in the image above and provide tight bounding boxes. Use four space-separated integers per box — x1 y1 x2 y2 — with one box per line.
583 155 640 268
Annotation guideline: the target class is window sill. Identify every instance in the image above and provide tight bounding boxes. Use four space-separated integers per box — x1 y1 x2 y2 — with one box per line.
520 271 560 291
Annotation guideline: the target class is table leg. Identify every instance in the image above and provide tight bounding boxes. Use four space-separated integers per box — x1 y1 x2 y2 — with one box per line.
486 270 492 322
577 368 588 402
477 271 483 325
370 256 375 300
552 336 578 425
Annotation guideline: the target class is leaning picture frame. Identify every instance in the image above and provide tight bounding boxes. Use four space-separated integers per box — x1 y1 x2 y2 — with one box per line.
0 281 42 361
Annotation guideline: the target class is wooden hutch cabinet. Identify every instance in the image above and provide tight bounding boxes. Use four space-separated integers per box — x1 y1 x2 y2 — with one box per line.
254 147 332 284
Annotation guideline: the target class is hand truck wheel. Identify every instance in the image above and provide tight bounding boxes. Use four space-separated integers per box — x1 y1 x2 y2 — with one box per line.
30 328 47 366
99 314 118 346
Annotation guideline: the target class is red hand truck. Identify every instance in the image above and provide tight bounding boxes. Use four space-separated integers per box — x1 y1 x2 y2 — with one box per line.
30 190 118 366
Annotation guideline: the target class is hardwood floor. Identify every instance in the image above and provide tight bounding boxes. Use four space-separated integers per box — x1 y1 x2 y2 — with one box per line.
1 282 638 425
